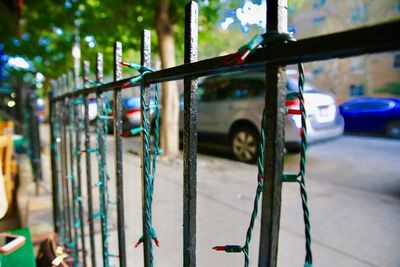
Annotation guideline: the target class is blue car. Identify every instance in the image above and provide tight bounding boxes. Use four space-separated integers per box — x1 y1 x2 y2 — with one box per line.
339 97 400 138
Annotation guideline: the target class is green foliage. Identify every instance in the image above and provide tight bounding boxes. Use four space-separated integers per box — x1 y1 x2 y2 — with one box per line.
0 0 228 78
375 82 400 96
0 0 304 79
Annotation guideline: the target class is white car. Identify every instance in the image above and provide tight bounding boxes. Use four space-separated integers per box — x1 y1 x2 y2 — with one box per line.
179 71 344 163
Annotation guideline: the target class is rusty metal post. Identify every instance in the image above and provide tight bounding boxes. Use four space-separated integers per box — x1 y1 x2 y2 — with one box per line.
258 0 287 266
113 42 127 267
183 2 198 266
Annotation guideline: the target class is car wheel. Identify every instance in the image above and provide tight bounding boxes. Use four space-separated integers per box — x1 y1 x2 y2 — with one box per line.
385 120 400 138
231 126 259 163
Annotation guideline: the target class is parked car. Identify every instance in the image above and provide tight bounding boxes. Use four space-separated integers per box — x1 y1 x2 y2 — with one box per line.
339 97 400 138
179 71 344 163
88 97 98 122
104 90 157 133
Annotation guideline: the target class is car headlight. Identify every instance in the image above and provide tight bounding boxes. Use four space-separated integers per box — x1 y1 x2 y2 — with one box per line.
88 104 98 120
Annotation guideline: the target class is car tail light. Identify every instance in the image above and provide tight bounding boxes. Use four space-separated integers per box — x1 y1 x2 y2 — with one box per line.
298 127 303 137
285 98 300 114
126 108 141 115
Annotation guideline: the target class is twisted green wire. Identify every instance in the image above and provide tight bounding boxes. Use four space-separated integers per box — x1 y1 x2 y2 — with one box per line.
215 32 314 267
68 99 79 266
212 111 266 266
103 99 113 259
140 71 155 266
297 63 313 266
150 82 161 204
74 97 87 266
125 65 161 266
95 93 111 266
241 111 266 267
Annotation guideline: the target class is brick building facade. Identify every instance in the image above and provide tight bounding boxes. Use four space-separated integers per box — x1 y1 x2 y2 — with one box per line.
289 0 400 102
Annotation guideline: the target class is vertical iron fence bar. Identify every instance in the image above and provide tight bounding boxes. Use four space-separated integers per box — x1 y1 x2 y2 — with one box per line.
49 90 60 234
258 0 287 266
77 66 87 267
141 29 152 267
28 86 42 194
85 59 97 267
183 2 198 266
74 52 81 90
61 75 73 244
113 42 127 266
55 93 66 242
62 74 67 96
56 99 66 243
97 60 109 267
68 71 79 264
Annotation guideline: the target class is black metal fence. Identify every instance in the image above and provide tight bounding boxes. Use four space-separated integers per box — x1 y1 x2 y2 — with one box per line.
5 81 43 189
48 1 400 266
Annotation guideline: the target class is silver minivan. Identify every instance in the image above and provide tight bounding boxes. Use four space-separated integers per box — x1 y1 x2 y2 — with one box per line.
179 71 344 163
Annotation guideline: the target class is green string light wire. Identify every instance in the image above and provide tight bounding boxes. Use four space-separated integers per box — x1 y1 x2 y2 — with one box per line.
241 111 266 266
212 111 266 267
140 73 155 266
68 99 79 266
95 92 111 266
297 63 313 267
138 70 162 267
149 82 162 209
122 63 161 266
74 97 86 265
215 33 313 267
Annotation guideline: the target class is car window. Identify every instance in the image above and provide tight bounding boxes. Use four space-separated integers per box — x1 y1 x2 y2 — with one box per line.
231 79 264 100
201 78 232 102
200 75 322 103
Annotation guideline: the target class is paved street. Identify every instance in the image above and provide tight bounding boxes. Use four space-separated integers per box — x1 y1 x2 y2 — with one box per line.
84 134 398 267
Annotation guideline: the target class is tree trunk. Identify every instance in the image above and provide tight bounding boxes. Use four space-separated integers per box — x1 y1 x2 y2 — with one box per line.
156 0 179 155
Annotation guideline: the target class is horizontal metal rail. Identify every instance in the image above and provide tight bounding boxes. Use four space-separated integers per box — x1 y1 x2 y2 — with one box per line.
53 19 400 101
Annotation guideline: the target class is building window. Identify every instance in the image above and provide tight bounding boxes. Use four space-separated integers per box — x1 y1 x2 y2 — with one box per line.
313 66 324 76
351 6 368 23
350 58 363 74
394 54 400 69
313 16 326 25
349 84 365 97
313 0 326 9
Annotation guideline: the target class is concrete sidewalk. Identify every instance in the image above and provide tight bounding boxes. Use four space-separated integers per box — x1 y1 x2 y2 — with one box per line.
99 135 400 267
16 129 54 244
23 124 400 266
